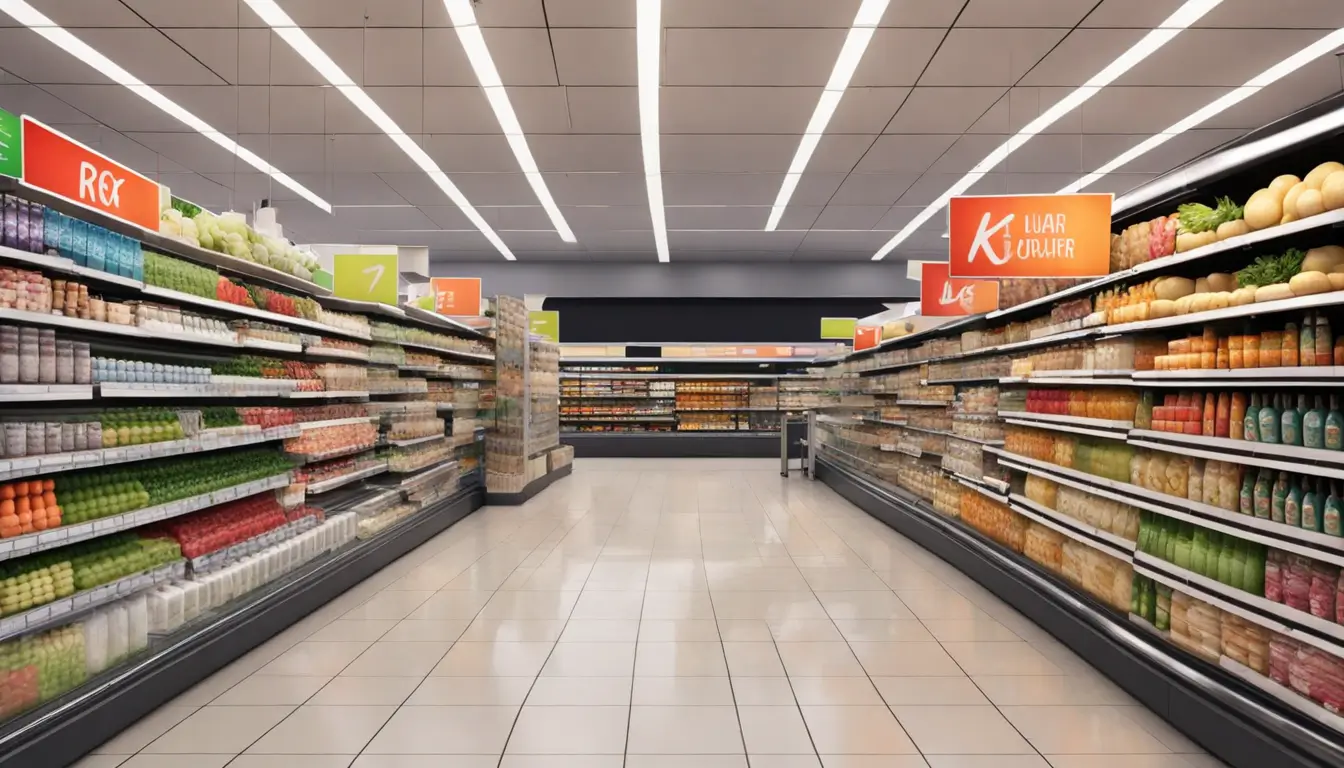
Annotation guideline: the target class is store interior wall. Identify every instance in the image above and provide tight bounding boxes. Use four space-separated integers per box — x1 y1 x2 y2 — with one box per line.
543 297 892 344
431 261 919 299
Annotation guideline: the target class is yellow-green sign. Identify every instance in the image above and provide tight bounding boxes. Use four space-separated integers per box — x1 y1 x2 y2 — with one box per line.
820 317 857 339
0 107 20 179
529 310 559 342
334 253 399 305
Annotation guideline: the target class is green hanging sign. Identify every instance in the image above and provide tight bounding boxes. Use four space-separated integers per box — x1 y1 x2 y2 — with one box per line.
0 107 21 179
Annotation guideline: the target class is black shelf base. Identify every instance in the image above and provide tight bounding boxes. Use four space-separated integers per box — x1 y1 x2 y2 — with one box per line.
486 463 573 505
566 424 806 459
0 488 484 768
815 458 1344 768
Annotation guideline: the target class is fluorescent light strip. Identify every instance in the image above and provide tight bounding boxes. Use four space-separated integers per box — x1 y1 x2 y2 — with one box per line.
871 0 1222 260
443 0 575 243
0 0 332 213
637 0 669 262
243 0 516 260
1062 27 1344 196
766 0 889 231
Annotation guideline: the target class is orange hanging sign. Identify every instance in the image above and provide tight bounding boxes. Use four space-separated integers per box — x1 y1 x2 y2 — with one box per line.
430 277 482 316
854 326 880 351
948 193 1112 279
21 117 161 231
919 262 1000 316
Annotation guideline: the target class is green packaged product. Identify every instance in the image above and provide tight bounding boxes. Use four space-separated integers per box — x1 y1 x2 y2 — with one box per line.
1190 528 1209 575
1155 585 1172 631
1245 544 1266 596
1245 393 1262 441
1228 541 1248 590
1240 472 1255 515
1302 479 1323 532
1326 482 1343 537
1271 471 1289 523
1138 511 1154 552
1205 531 1223 577
1173 523 1194 570
1286 479 1303 527
1143 577 1157 623
1259 394 1282 444
1131 576 1142 615
1164 519 1179 562
1253 469 1273 519
1216 542 1233 584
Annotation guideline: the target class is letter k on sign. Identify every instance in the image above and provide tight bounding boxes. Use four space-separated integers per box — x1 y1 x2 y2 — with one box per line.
967 212 1014 267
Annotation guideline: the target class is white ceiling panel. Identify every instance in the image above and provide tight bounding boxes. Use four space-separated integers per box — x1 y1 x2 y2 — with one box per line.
665 29 847 87
918 27 1069 86
668 230 808 252
965 86 1076 134
0 83 100 125
1019 28 1152 87
424 134 523 173
559 87 640 133
884 87 1007 133
796 230 901 253
117 1 253 28
497 231 586 252
1108 128 1245 175
542 0 635 28
665 0 866 28
957 0 1099 27
1117 29 1333 87
1203 57 1344 131
568 230 658 252
329 205 440 231
503 87 594 134
425 27 558 86
830 88 914 133
15 1 146 27
874 206 924 230
0 28 120 84
450 173 541 205
557 205 652 231
854 134 961 174
540 172 648 205
665 206 781 230
812 205 894 230
123 131 251 174
851 28 948 87
529 135 643 172
449 0 547 28
660 88 817 134
273 0 428 28
828 174 922 207
663 174 784 206
1196 0 1344 28
1079 0 1184 28
1083 173 1159 196
550 29 635 86
290 174 410 206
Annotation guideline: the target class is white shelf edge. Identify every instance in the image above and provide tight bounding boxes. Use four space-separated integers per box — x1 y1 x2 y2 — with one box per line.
1130 429 1344 469
1129 438 1344 482
0 384 93 401
996 410 1133 431
305 463 389 495
1003 417 1129 441
1009 493 1136 556
1219 656 1344 734
0 426 296 482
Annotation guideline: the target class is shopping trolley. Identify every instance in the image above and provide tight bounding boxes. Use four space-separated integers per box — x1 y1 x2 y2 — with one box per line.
780 410 816 478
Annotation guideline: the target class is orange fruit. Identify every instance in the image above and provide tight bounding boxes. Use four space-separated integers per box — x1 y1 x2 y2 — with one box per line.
29 496 43 512
13 482 27 497
42 480 53 493
15 498 28 516
0 501 12 517
0 486 13 501
41 492 55 508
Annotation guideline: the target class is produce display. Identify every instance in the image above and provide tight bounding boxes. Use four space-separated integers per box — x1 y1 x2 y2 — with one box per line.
1022 388 1139 421
161 209 321 283
4 197 142 280
283 423 378 460
144 495 304 560
93 357 210 386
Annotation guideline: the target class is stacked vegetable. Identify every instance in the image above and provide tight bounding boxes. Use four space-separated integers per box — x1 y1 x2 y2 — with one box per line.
1245 163 1344 230
1176 197 1246 251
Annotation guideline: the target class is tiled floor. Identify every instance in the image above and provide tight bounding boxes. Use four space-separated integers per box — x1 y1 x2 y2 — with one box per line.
76 458 1227 768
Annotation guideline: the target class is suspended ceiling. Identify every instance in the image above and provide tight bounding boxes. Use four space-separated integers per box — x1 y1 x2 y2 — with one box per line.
1 0 1342 263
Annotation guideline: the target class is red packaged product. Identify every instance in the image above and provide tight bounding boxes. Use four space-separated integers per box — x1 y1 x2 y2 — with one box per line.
1284 555 1313 613
1269 634 1296 685
1310 563 1339 621
1265 550 1284 603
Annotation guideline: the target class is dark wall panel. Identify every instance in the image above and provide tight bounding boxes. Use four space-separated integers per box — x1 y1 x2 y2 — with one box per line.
542 297 891 344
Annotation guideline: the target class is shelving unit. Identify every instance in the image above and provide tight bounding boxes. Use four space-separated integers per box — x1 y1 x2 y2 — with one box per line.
807 113 1344 768
0 182 496 768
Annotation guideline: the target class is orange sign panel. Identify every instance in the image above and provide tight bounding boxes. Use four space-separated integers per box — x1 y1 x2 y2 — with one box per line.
431 277 482 316
948 193 1112 279
854 326 880 351
919 262 1000 317
21 117 161 230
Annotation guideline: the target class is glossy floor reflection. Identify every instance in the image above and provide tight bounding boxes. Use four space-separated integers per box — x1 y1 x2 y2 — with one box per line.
78 458 1227 768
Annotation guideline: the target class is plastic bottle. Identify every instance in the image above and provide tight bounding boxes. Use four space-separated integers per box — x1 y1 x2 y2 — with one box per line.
1281 394 1305 447
1300 313 1316 366
1326 482 1343 537
1229 392 1247 441
1258 394 1281 444
1240 471 1256 515
1253 469 1273 519
1286 477 1303 527
1305 396 1327 449
1244 393 1262 442
1303 479 1322 531
1327 395 1344 451
1316 314 1333 367
1271 471 1289 523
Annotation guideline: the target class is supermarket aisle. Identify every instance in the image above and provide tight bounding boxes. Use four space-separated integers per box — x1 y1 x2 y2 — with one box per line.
78 458 1224 768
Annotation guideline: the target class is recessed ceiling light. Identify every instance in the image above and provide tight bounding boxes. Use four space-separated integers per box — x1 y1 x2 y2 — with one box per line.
1063 27 1344 198
870 0 1223 261
243 0 517 260
638 0 669 263
0 0 333 214
766 0 889 231
442 0 575 243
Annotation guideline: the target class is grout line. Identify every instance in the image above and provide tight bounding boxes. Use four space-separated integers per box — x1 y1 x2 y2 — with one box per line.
623 467 655 765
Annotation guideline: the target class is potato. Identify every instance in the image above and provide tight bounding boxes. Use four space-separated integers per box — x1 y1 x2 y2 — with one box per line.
1269 174 1301 197
1302 246 1344 273
1254 283 1295 303
1297 188 1327 218
1149 299 1176 318
1323 170 1344 211
1306 161 1344 190
1328 273 1344 291
1244 188 1282 230
1289 270 1331 296
1206 273 1237 292
1216 219 1251 240
1283 182 1309 218
1229 287 1258 306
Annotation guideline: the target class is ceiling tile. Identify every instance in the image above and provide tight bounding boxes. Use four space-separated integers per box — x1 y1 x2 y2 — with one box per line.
560 206 652 231
1019 28 1152 87
663 174 783 206
561 87 640 133
450 173 548 208
1203 57 1344 131
795 230 898 253
665 29 847 87
479 206 555 230
895 173 969 206
1116 29 1332 86
541 172 647 205
661 87 816 134
118 0 256 28
1109 128 1245 176
668 230 806 252
875 205 924 230
957 0 1098 27
543 0 635 27
1083 173 1158 196
425 27 558 86
854 134 961 174
830 88 912 133
331 205 440 230
918 27 1069 86
661 135 795 173
666 206 772 230
1080 0 1184 28
812 205 892 229
1196 0 1344 29
0 29 118 85
5 84 111 126
496 231 582 252
530 134 643 172
294 174 411 206
8 1 147 26
884 87 1007 133
453 0 548 27
665 0 865 27
827 174 921 206
273 0 427 27
424 134 524 172
359 29 425 87
326 133 421 173
550 29 635 86
851 28 947 87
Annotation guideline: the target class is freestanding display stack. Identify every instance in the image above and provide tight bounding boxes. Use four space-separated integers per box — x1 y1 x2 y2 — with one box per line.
0 179 489 768
811 108 1344 768
485 296 570 503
